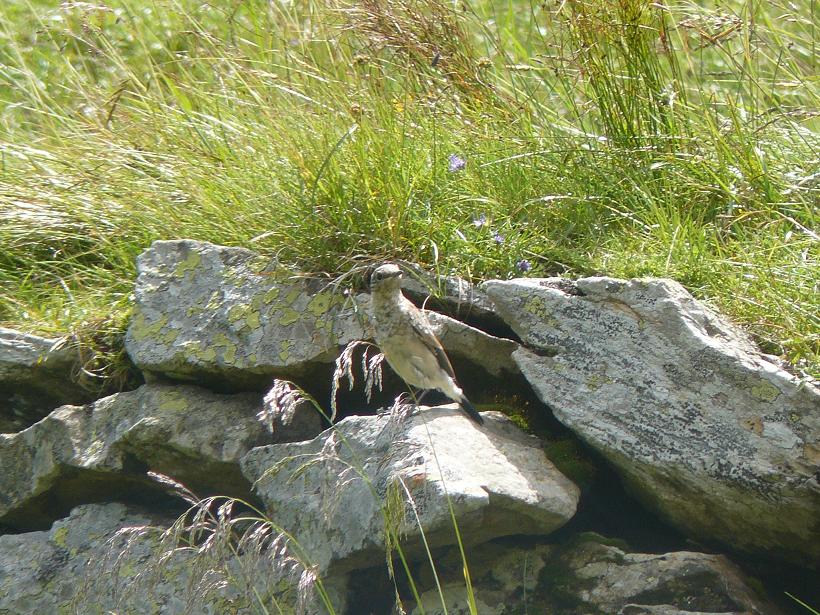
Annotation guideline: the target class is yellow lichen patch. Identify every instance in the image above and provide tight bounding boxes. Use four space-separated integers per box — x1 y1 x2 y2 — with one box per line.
52 526 69 548
227 304 250 324
213 333 238 365
163 328 180 344
249 255 275 275
284 287 302 306
205 290 222 311
263 286 281 304
586 373 613 390
523 296 559 328
173 250 201 278
129 313 169 342
279 339 294 362
158 391 189 413
307 292 334 317
200 347 217 362
278 307 300 326
750 381 780 402
245 311 261 330
523 296 548 318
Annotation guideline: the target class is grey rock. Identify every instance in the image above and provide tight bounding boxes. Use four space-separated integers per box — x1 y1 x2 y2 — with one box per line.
0 502 345 614
355 291 519 380
0 328 91 433
406 535 777 615
0 383 269 529
241 408 579 575
125 241 519 389
546 535 778 615
400 263 498 320
125 240 367 385
424 311 518 378
482 276 820 566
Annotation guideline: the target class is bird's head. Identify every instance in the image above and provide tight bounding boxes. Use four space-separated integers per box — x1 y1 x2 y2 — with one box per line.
370 263 403 295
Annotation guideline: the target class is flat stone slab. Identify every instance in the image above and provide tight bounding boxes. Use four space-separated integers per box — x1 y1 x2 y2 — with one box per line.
0 383 270 529
483 276 820 566
241 407 579 574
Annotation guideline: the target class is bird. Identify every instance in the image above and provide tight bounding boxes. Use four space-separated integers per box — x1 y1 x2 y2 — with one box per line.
369 263 484 425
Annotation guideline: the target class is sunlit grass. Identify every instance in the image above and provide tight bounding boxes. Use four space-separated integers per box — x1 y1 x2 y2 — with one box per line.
0 0 817 378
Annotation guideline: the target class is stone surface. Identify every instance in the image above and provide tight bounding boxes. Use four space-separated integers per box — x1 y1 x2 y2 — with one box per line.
0 328 92 433
407 534 778 614
125 240 367 385
241 408 579 575
125 241 520 387
400 263 498 322
0 383 270 529
545 535 778 614
0 502 345 615
482 276 820 566
424 311 518 378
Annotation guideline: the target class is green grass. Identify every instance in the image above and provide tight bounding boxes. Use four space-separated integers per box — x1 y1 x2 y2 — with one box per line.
0 0 817 379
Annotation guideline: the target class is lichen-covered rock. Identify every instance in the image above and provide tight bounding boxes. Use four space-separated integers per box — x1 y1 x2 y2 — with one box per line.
0 328 92 433
0 383 269 529
407 535 778 614
125 241 520 388
0 502 346 615
241 408 579 575
125 240 368 386
482 277 820 566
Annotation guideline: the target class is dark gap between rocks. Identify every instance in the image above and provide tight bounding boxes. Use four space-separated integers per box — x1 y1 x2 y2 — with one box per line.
0 467 188 534
403 292 522 344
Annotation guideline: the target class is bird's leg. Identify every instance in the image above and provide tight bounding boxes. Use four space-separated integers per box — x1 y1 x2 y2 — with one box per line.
413 388 430 407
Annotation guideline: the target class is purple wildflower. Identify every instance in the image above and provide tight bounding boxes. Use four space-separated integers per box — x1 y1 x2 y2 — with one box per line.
493 231 505 244
448 154 466 172
472 213 487 228
516 259 531 272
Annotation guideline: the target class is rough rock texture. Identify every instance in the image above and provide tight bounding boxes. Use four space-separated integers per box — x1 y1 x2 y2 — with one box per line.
0 328 92 433
407 535 777 614
125 241 518 387
424 311 518 378
0 384 269 529
544 535 778 614
0 502 345 615
241 408 579 574
400 263 499 322
125 240 367 385
482 277 820 566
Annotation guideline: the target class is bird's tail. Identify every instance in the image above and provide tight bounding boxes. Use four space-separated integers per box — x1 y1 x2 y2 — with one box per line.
459 395 484 425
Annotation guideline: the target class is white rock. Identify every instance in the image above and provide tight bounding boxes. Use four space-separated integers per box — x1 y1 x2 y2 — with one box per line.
241 407 579 574
482 276 820 566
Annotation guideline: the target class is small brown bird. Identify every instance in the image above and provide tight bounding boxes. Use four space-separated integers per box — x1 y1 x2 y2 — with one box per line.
369 263 483 425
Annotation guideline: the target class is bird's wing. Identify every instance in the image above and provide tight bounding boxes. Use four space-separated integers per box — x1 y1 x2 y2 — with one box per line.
408 307 457 381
